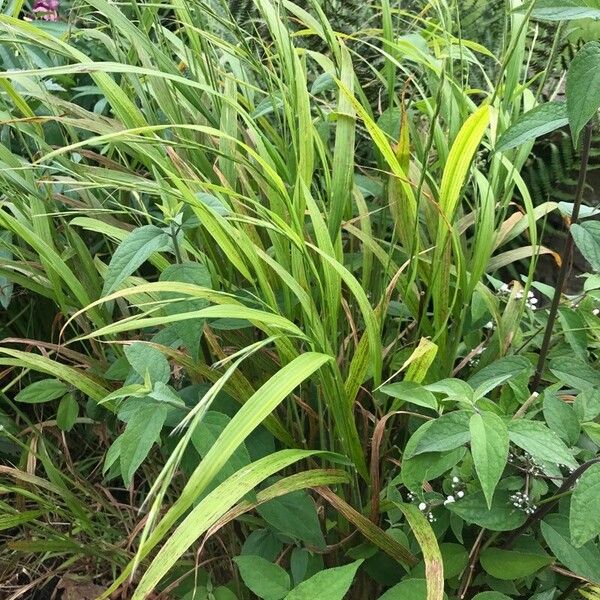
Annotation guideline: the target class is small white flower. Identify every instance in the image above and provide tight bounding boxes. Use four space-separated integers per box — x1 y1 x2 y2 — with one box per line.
452 476 460 483
457 490 465 499
516 291 524 300
499 283 509 293
484 321 494 330
418 502 427 511
593 308 600 316
530 297 538 305
444 495 455 505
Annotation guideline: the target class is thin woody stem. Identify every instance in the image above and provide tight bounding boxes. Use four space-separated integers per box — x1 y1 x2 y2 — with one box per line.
531 122 594 392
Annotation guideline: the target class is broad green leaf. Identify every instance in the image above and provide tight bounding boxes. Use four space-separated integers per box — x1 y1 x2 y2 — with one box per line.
102 225 170 296
401 447 466 493
234 555 290 600
572 221 600 272
15 379 68 404
425 379 473 400
479 548 553 579
558 307 588 361
583 422 600 446
473 374 514 401
397 504 444 600
496 102 568 151
125 343 171 384
120 403 168 485
550 357 600 390
543 394 580 445
284 560 363 600
147 382 185 408
290 548 323 586
406 412 471 457
195 193 230 216
257 490 326 550
528 592 557 600
380 382 437 411
541 515 600 583
100 383 150 407
438 543 468 579
470 412 509 509
472 593 512 600
532 0 600 20
570 464 600 547
242 529 283 562
576 389 600 421
566 41 600 146
103 436 122 476
56 393 78 432
508 420 577 469
467 356 532 390
378 579 430 600
447 491 527 531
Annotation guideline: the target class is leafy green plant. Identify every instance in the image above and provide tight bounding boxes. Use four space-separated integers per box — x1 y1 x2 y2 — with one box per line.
1 0 600 599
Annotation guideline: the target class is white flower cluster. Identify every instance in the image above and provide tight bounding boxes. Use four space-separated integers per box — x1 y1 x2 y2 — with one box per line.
516 290 538 310
497 283 538 310
408 476 467 521
445 476 465 505
468 346 486 368
509 491 537 515
508 450 543 476
417 502 437 523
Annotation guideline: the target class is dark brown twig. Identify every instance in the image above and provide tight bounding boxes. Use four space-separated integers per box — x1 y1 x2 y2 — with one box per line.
532 122 594 391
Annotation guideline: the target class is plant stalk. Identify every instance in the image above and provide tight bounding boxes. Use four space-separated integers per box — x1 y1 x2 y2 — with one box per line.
531 121 594 391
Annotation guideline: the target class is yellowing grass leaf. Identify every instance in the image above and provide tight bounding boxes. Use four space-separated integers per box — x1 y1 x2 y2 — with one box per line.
439 105 491 227
317 487 417 568
403 338 438 383
397 503 444 600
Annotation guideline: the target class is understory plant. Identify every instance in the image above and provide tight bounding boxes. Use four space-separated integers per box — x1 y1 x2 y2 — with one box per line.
1 0 600 599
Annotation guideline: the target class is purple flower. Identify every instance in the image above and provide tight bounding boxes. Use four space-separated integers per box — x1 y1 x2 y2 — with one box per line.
31 0 59 21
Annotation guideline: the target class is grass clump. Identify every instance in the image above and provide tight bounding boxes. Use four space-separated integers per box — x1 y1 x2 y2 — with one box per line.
1 1 600 599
